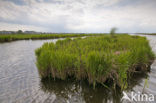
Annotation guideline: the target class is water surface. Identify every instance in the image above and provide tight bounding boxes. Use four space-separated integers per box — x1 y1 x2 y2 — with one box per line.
0 35 156 103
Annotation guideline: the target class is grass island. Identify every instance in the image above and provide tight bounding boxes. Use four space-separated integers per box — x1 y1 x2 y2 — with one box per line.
35 34 155 89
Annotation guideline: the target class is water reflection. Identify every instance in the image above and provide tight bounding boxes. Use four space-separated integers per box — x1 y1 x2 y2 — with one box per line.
40 78 122 103
0 35 155 103
40 71 148 103
128 72 148 89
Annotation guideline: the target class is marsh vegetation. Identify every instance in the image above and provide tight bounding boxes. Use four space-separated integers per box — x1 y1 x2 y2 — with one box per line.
146 33 156 35
35 34 155 89
0 34 91 42
0 35 156 103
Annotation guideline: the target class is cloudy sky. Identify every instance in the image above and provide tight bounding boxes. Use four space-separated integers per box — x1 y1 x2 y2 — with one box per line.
0 0 156 33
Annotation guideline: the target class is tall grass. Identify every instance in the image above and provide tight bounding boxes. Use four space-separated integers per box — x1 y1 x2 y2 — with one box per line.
0 34 93 42
35 34 155 88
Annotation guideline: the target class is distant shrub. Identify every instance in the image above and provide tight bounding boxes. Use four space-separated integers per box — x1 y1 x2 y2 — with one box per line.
110 27 117 37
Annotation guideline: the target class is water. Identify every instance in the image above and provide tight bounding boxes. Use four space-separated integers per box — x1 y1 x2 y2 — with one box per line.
0 35 156 103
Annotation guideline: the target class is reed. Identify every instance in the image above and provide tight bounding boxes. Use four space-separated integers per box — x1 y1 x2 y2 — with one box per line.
0 34 93 42
35 34 155 88
146 33 156 35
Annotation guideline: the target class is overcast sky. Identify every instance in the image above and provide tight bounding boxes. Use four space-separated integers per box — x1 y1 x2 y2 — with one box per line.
0 0 156 33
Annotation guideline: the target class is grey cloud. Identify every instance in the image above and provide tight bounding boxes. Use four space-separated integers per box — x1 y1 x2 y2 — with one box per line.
0 0 156 33
2 0 27 5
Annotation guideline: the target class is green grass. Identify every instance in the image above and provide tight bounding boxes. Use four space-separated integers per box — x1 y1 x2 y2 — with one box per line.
138 33 156 35
146 33 156 35
35 34 155 89
0 34 93 42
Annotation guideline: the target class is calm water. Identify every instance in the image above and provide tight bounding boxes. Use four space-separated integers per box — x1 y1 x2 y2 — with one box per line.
0 35 156 103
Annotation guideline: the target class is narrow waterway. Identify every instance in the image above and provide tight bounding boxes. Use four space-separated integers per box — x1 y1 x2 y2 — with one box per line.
122 35 156 103
0 35 155 103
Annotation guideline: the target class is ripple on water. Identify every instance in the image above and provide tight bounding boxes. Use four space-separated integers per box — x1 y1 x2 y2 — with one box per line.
0 36 156 103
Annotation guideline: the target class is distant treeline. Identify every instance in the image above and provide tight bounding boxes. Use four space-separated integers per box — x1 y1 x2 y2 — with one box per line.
145 33 156 35
135 33 156 35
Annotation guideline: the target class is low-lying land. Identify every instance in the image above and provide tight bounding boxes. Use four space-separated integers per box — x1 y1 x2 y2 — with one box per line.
137 33 156 35
146 33 156 35
0 34 91 42
35 34 155 89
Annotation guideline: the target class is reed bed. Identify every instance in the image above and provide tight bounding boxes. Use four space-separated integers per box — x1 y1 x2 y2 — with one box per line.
146 33 156 35
35 34 155 89
138 33 156 35
0 34 91 42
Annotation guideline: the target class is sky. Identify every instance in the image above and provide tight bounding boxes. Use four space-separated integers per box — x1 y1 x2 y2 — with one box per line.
0 0 156 33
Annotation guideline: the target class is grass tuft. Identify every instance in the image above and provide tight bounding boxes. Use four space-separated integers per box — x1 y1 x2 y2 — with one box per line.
35 34 155 88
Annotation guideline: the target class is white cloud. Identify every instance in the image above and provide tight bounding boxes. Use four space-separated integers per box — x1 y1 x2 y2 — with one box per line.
0 0 156 33
0 22 47 31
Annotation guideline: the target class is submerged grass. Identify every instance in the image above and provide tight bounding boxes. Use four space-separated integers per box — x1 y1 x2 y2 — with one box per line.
35 34 155 89
0 34 92 42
